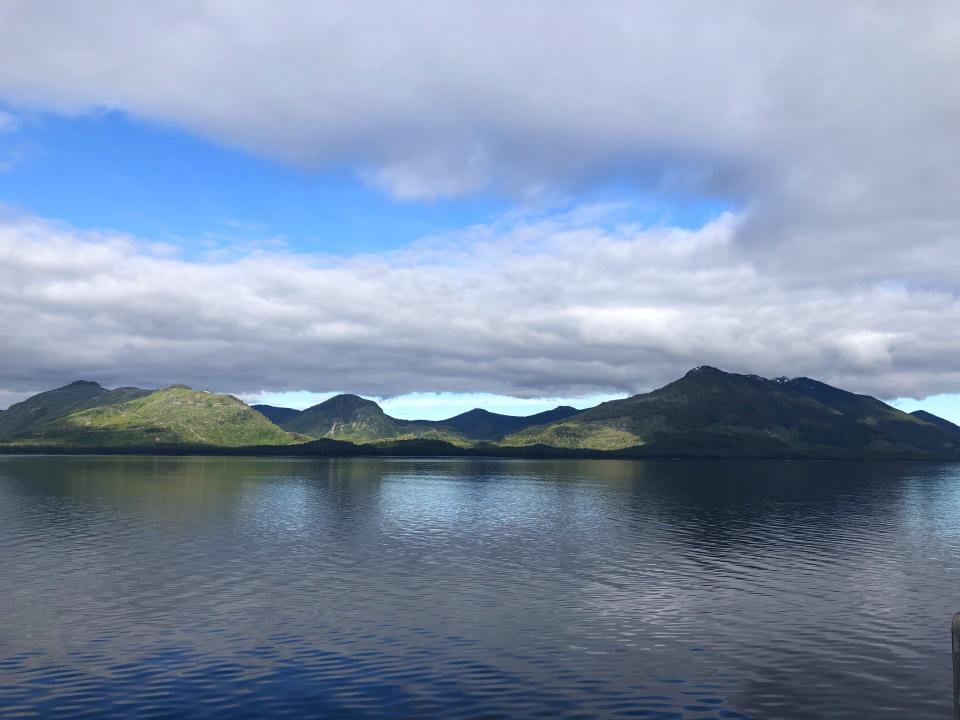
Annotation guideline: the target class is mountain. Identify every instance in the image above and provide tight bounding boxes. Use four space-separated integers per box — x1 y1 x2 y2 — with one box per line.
279 395 581 443
502 366 960 458
0 381 153 441
280 394 404 442
280 394 467 445
418 405 581 440
910 409 960 437
11 385 298 447
4 369 960 458
252 404 302 425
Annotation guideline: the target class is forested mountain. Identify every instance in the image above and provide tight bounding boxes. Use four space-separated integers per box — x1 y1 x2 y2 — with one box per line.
4 368 959 458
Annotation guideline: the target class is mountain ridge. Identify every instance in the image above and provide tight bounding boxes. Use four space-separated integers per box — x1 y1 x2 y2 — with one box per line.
3 384 297 447
252 404 303 425
501 366 960 458
3 368 958 458
279 394 469 445
0 381 154 442
910 409 960 437
413 405 581 440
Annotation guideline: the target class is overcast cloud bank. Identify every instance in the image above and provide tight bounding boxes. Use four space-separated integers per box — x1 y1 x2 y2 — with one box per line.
0 1 958 404
2 206 959 404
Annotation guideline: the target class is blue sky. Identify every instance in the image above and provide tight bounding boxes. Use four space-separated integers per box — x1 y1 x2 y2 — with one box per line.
0 108 728 257
247 390 626 420
0 108 509 255
890 396 960 426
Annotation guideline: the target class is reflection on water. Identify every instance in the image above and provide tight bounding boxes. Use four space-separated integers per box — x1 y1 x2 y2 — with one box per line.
1 456 959 718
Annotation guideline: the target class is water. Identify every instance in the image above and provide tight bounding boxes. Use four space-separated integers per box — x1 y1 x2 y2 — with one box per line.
1 456 958 718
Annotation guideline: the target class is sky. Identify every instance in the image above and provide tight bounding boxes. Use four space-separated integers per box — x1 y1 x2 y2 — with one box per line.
0 1 959 421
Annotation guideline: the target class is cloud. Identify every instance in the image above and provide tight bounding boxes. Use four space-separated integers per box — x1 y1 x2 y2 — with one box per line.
0 4 956 276
2 206 960 403
0 3 958 402
0 110 14 134
0 2 956 210
0 108 28 171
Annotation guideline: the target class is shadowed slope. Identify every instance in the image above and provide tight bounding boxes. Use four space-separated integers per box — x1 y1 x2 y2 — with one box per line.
910 410 960 437
503 367 960 457
252 404 302 425
4 370 960 458
415 406 581 441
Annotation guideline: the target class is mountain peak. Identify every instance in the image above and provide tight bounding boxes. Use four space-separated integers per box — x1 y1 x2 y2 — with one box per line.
675 366 769 387
911 409 960 434
685 365 726 377
282 393 406 443
313 393 381 411
786 376 838 391
5 369 960 458
451 408 495 419
425 404 582 441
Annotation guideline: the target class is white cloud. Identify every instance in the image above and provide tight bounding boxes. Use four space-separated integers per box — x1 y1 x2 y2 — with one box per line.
2 207 960 403
0 1 955 213
0 4 956 284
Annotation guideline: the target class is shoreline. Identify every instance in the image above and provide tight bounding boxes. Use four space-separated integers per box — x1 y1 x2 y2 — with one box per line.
2 442 958 462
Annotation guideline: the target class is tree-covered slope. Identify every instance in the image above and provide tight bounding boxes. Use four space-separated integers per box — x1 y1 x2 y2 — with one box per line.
18 386 299 447
0 381 153 441
503 367 960 457
5 370 960 457
415 405 581 441
280 394 401 442
281 394 467 445
910 410 960 438
252 404 302 425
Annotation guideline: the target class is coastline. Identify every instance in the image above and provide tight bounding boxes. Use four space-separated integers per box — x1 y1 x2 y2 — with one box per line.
3 440 958 462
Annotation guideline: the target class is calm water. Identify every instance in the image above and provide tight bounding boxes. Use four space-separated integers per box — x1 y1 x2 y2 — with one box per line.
1 457 959 718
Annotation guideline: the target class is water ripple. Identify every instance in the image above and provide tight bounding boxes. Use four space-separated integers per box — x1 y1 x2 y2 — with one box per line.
0 456 958 718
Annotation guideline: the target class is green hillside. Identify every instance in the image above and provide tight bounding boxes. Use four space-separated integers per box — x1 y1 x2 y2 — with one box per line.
501 420 643 450
19 386 299 447
4 369 960 458
281 394 468 445
503 367 960 457
0 381 153 441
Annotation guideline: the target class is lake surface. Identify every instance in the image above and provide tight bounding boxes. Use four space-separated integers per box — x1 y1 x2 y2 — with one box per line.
1 456 959 718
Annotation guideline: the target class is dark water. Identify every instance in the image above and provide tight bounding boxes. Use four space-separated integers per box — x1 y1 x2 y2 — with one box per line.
1 457 959 718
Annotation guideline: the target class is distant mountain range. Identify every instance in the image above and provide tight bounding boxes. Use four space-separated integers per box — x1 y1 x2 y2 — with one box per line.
2 367 959 459
257 394 581 445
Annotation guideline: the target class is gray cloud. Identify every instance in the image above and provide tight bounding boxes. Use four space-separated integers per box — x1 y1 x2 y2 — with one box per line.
0 2 958 402
0 2 956 206
2 208 960 405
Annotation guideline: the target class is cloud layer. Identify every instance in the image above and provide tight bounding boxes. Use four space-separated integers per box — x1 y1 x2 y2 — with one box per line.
0 2 958 402
2 207 959 402
0 1 957 206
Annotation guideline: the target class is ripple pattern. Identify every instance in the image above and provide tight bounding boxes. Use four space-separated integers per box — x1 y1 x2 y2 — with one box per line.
0 456 958 718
